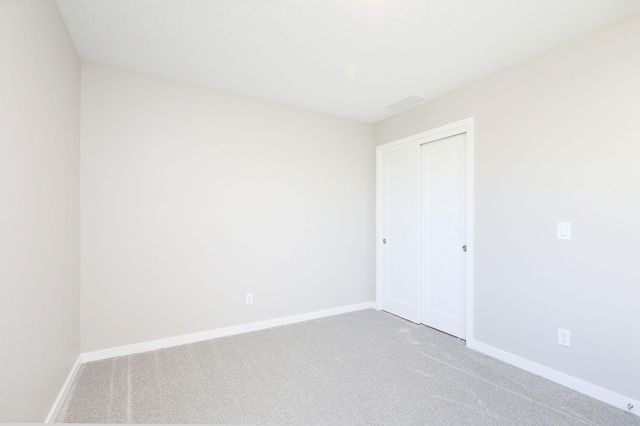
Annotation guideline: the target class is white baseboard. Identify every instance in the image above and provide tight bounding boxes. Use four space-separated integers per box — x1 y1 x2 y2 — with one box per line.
45 354 83 423
55 305 637 421
466 339 639 417
82 301 377 363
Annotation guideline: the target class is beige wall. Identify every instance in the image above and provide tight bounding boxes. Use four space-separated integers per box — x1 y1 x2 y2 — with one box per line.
0 0 80 422
2 1 636 417
374 14 640 401
81 63 375 352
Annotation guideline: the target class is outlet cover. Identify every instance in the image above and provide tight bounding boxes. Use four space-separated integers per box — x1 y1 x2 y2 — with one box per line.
246 293 253 305
558 328 570 347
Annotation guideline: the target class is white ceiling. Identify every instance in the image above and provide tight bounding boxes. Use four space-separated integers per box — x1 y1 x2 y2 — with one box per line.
56 0 640 123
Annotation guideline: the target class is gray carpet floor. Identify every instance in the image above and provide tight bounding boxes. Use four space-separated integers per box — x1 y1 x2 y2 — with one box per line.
56 309 639 425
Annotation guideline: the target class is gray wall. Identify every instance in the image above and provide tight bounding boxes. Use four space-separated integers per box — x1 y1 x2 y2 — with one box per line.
374 14 640 401
0 0 80 422
80 63 375 352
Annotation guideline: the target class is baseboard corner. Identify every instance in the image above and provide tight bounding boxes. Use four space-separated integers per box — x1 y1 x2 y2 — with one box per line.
45 354 83 423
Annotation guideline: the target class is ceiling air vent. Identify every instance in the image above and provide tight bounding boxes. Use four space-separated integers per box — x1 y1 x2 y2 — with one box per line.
386 94 427 112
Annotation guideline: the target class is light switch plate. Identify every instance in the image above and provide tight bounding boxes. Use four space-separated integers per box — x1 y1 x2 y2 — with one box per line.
557 222 571 240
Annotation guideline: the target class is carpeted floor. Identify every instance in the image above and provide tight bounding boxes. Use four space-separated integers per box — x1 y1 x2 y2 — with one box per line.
56 309 639 425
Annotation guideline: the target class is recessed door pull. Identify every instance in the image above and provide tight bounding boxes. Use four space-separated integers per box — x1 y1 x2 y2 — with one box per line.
383 239 386 244
462 245 467 252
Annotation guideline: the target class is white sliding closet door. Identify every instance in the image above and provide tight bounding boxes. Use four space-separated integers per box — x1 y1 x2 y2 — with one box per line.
421 133 466 339
379 146 421 323
377 121 471 339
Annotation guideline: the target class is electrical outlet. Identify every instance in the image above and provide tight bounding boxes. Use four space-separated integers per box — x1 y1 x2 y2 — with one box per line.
246 293 253 305
558 328 570 347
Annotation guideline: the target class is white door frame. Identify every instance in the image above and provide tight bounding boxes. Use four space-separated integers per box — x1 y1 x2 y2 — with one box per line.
376 117 475 343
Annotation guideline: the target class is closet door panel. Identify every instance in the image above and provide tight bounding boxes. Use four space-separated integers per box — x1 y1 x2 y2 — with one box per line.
421 133 466 338
379 146 421 323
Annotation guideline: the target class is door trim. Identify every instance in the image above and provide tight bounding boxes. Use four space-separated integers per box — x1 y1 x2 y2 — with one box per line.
376 117 475 342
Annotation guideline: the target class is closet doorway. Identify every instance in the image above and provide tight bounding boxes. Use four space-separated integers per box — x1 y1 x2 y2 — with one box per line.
376 119 474 340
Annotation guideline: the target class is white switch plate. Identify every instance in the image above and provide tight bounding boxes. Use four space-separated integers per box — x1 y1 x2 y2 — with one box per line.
246 293 253 305
557 222 571 240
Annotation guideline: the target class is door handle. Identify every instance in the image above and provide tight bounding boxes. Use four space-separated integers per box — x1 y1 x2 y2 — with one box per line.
382 239 386 244
462 245 467 252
